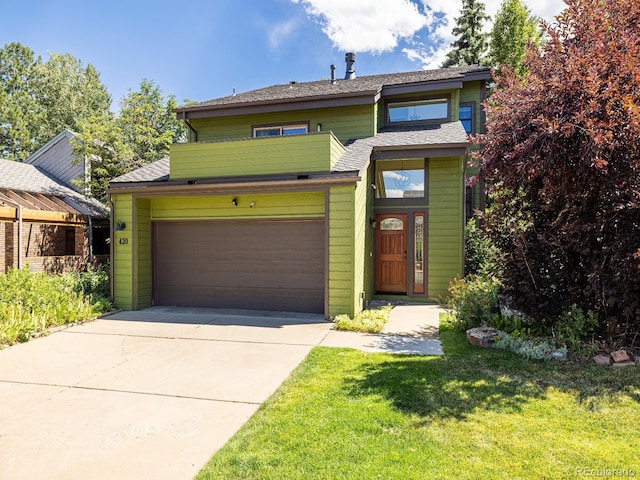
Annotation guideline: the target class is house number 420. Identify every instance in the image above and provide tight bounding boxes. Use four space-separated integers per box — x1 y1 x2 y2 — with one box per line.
119 238 129 245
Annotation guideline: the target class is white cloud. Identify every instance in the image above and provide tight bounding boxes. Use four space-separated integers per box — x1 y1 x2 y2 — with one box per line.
268 18 299 50
296 0 566 69
415 0 566 69
297 0 430 53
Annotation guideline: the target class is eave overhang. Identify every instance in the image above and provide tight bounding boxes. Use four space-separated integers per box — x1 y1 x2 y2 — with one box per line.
381 79 463 97
108 171 361 196
175 90 381 120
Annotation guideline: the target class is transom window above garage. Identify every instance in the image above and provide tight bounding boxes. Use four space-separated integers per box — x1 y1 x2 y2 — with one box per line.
253 123 309 137
375 159 426 200
387 98 449 124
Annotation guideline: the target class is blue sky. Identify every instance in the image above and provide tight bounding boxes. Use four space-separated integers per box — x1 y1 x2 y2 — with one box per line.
1 0 564 111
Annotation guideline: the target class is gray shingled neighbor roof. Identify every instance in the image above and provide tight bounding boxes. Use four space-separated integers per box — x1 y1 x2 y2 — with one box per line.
0 159 107 217
177 65 490 112
332 121 470 173
110 157 170 183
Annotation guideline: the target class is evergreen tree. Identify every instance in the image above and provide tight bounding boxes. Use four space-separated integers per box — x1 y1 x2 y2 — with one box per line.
488 0 542 75
0 43 43 160
442 0 490 67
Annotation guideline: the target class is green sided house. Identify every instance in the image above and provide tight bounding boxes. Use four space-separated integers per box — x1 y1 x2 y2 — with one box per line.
108 57 491 318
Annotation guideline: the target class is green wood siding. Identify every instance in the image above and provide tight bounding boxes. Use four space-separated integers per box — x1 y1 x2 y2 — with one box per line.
170 132 345 179
190 104 375 144
328 185 355 317
363 164 375 302
352 175 368 315
428 157 464 298
113 194 133 310
150 192 325 221
451 90 460 121
135 198 152 309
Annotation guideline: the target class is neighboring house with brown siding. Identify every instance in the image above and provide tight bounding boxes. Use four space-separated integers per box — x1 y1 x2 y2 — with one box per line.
109 57 491 317
0 135 108 274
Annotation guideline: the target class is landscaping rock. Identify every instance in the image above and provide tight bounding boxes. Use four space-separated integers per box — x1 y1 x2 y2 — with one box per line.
612 360 636 368
466 327 498 348
593 354 611 365
552 351 567 362
611 349 632 363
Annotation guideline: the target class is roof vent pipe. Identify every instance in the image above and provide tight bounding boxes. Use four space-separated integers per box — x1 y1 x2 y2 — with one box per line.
330 64 336 84
344 52 356 80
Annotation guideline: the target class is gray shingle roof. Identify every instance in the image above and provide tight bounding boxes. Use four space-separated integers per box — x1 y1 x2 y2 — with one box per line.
110 157 170 183
177 66 491 111
332 122 469 173
0 159 107 217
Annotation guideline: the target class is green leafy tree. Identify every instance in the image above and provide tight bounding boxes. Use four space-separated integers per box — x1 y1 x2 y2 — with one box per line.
442 0 490 67
73 79 188 200
0 43 43 160
116 79 187 165
38 53 112 140
475 0 640 342
488 0 542 75
72 116 133 200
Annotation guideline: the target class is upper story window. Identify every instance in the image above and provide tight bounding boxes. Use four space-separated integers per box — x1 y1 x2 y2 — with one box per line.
253 123 309 138
459 103 475 134
387 98 449 124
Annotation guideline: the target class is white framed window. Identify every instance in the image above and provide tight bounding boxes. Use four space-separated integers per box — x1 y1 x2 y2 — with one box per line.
253 123 309 138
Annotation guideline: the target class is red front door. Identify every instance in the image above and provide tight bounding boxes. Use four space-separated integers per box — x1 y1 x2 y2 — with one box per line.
375 213 407 293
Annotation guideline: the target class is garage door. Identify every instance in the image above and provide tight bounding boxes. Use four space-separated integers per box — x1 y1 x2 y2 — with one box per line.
153 219 325 313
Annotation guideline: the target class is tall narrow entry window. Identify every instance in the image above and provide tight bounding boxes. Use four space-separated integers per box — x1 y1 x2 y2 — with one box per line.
414 213 425 294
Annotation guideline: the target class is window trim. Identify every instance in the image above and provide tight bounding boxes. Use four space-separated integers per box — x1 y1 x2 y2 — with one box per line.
374 158 428 207
251 121 310 138
459 101 476 135
385 95 451 127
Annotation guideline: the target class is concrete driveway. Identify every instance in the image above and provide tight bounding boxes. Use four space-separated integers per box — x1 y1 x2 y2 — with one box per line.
0 307 332 480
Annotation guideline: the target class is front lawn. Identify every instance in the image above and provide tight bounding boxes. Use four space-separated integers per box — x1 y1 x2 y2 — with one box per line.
197 318 640 479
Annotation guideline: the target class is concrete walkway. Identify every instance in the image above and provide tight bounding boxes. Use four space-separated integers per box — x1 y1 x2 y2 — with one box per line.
0 304 443 480
320 304 444 355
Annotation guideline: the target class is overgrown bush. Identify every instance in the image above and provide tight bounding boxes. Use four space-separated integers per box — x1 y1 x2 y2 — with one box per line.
464 219 501 277
334 304 392 333
553 304 599 352
0 266 111 345
70 264 111 309
446 275 500 331
474 0 640 343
